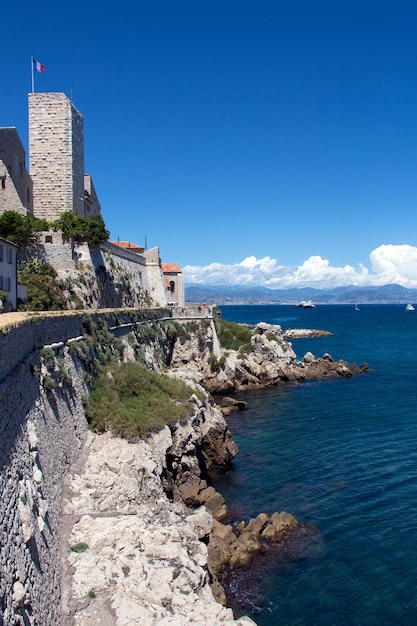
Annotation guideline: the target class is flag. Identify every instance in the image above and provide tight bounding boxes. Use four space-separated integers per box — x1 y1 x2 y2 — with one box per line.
33 59 45 73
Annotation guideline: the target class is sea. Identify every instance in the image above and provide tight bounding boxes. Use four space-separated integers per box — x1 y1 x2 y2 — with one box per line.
214 304 417 626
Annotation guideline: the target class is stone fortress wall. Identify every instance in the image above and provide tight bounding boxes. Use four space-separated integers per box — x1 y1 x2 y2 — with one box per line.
0 310 162 624
0 307 222 625
23 238 169 309
0 127 33 216
0 315 89 625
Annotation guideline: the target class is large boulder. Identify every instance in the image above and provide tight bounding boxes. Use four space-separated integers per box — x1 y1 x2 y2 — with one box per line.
207 510 301 581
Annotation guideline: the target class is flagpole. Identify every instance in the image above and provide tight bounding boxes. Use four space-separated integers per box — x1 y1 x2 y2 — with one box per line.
31 56 34 92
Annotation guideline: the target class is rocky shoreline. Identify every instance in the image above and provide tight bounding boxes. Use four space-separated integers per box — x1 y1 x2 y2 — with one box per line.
61 319 367 624
61 405 257 625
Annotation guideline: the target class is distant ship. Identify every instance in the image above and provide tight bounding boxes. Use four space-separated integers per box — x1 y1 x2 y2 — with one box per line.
295 300 316 309
355 303 360 311
405 303 415 312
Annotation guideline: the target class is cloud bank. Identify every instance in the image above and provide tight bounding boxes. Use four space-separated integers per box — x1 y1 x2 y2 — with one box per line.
183 244 417 289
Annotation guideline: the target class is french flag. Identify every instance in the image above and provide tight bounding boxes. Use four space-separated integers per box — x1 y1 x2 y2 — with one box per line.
33 59 45 73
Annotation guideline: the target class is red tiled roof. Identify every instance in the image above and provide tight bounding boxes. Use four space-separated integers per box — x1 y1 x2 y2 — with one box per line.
111 241 145 253
162 263 182 273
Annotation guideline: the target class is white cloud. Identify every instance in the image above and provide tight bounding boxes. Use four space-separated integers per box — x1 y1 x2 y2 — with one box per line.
369 244 417 287
183 244 417 289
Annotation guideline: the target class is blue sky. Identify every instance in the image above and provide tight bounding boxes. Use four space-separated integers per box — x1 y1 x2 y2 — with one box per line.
2 0 417 288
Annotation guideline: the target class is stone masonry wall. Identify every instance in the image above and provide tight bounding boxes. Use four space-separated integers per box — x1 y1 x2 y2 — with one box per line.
20 240 157 309
0 309 172 625
143 247 168 306
0 127 33 216
28 93 84 221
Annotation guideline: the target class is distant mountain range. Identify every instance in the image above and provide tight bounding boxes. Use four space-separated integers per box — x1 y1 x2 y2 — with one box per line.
185 284 417 305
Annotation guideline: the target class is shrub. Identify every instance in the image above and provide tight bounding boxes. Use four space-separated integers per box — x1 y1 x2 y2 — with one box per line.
209 354 226 373
70 542 89 553
266 331 279 342
215 319 253 353
43 376 55 391
40 347 55 361
86 361 199 440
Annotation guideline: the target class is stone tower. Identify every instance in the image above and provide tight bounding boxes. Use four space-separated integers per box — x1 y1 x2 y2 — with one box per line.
28 92 85 221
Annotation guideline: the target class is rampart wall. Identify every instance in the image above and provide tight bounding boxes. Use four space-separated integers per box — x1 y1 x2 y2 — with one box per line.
21 240 159 309
0 306 216 625
0 310 163 625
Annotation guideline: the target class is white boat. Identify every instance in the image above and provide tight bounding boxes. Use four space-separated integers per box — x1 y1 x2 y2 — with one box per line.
296 300 316 308
355 304 360 311
302 300 316 308
405 303 415 311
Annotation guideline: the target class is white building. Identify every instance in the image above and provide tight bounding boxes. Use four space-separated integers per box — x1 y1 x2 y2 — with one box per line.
0 237 18 311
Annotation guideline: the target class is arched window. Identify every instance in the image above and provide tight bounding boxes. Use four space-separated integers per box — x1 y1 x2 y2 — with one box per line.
170 280 175 294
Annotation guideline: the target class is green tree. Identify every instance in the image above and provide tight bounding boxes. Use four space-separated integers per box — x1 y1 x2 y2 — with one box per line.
0 211 49 246
18 261 67 310
52 212 109 246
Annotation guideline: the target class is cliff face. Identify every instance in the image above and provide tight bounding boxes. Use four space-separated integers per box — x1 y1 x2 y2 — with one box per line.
0 310 365 625
62 410 251 625
0 311 254 626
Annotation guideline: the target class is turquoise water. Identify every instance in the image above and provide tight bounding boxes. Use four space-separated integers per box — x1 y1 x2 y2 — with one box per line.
215 305 417 625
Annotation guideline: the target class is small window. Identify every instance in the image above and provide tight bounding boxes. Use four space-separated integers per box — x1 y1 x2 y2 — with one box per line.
170 280 175 294
0 245 3 261
5 276 11 291
7 248 13 264
1 178 5 190
0 276 3 290
45 235 53 243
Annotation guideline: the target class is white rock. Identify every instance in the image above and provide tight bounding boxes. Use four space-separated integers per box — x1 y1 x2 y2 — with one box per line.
33 465 43 484
13 581 26 606
186 506 213 539
27 420 38 450
63 428 255 626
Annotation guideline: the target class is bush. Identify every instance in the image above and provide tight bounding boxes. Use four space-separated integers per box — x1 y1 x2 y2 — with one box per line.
215 319 253 353
43 376 55 391
40 347 55 361
86 361 199 440
70 542 89 553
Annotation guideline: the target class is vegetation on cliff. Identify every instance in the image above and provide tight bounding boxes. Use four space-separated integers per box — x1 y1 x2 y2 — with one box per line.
18 259 68 310
214 317 253 356
85 361 200 440
63 313 202 440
